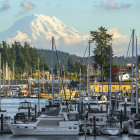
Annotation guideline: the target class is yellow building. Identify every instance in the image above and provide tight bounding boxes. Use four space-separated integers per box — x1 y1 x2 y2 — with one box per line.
90 82 136 96
40 89 79 100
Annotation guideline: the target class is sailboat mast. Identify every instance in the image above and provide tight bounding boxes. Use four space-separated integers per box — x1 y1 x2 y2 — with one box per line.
131 29 134 101
13 61 14 80
87 40 91 103
79 68 82 100
109 45 112 112
38 57 40 113
136 37 138 114
0 53 1 111
119 65 122 100
52 37 54 105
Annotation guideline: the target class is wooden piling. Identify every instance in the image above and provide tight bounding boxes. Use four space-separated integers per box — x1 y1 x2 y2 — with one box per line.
1 114 3 131
93 116 96 135
124 103 126 120
35 104 37 117
28 107 30 120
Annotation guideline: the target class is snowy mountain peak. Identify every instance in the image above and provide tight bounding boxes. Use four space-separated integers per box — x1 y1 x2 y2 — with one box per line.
0 14 88 56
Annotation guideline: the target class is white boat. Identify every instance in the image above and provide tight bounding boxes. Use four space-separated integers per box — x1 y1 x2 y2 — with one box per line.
9 105 80 135
14 100 35 123
101 119 122 136
128 119 140 136
101 126 121 136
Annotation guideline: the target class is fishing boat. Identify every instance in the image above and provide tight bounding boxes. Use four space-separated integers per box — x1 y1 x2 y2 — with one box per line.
9 104 80 135
14 100 35 123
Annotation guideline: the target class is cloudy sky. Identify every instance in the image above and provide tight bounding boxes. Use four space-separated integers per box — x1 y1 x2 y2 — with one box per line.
0 0 139 56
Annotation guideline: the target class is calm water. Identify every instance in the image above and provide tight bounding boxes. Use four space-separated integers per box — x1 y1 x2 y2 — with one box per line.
1 98 47 118
0 98 140 139
0 135 140 140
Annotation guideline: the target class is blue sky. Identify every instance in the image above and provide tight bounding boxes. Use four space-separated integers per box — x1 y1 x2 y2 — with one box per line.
0 0 139 56
0 0 139 34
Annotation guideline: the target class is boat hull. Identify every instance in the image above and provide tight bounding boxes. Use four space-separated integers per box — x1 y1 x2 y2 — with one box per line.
101 128 121 136
128 128 140 136
9 124 79 136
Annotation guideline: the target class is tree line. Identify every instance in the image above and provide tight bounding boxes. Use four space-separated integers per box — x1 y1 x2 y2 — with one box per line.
0 41 48 79
0 41 87 80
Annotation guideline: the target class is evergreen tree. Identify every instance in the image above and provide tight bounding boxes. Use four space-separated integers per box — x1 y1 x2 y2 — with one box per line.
90 26 113 78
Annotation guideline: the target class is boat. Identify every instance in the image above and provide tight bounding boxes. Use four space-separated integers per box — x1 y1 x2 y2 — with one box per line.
128 119 140 135
9 104 80 135
14 100 35 123
101 125 121 136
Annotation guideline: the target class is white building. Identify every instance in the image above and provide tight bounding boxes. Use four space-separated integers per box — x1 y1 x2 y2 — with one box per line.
118 73 130 81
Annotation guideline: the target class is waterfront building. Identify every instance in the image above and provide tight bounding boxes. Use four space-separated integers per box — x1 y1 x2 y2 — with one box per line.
90 82 136 96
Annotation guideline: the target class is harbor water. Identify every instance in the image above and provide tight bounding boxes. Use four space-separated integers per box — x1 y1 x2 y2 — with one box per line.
0 134 140 140
1 98 47 118
0 98 140 140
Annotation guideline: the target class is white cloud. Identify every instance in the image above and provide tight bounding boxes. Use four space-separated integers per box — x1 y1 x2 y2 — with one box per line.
107 0 117 9
108 28 128 44
7 31 31 43
101 0 133 10
21 1 35 10
107 28 130 56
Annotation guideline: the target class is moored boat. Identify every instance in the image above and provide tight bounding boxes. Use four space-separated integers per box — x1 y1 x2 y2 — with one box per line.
9 105 80 135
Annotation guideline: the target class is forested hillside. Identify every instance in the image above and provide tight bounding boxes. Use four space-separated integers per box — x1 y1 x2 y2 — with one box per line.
38 49 87 69
0 41 48 78
0 41 136 80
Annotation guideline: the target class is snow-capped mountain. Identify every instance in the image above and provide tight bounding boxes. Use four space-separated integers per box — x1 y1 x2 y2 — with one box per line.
0 14 88 56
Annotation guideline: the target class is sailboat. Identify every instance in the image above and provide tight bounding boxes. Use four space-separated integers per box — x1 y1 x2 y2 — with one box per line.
128 31 140 136
100 44 122 136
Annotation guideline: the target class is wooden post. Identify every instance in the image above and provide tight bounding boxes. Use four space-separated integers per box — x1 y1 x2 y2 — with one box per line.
14 116 16 124
35 104 37 117
124 103 126 120
84 117 87 140
120 110 122 129
28 107 30 120
1 114 3 131
93 116 96 135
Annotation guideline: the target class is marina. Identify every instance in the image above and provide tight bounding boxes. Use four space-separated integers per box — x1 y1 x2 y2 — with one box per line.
0 30 140 138
0 0 140 139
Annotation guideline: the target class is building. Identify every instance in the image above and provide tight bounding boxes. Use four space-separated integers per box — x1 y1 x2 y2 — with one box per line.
90 82 136 95
118 73 130 81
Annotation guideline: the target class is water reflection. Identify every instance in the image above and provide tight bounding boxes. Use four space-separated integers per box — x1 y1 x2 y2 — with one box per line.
0 135 140 140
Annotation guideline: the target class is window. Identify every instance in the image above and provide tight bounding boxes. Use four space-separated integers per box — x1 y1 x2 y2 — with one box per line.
123 87 126 90
112 87 115 90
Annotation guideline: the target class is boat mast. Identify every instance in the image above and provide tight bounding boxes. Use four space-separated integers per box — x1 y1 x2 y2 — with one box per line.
58 60 60 102
87 40 91 103
13 61 14 80
79 68 82 100
136 37 138 114
52 37 54 105
0 53 1 111
131 29 134 101
109 44 112 114
38 57 40 113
